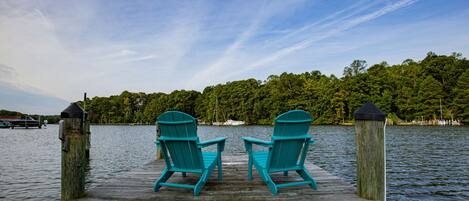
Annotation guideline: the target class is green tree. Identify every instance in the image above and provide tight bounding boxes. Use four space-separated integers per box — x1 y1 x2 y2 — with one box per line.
453 69 469 122
417 76 444 119
74 52 468 125
343 60 367 77
331 89 348 123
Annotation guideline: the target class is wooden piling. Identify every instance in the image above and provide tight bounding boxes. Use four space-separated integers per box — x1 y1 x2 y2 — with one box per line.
155 124 163 160
60 103 87 200
83 92 91 160
84 120 90 160
353 102 386 201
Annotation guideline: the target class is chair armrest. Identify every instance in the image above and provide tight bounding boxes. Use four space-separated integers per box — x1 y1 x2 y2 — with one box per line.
242 137 272 147
199 137 226 152
199 137 226 147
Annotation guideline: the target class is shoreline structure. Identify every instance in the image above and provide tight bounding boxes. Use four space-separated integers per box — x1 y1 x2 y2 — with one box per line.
44 118 463 126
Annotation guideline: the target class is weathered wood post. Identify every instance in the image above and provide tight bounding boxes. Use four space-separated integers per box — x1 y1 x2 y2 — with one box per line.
85 120 90 160
59 102 87 200
83 93 91 160
155 123 163 160
354 102 386 201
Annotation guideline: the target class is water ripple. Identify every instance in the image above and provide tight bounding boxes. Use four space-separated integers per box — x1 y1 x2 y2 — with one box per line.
1 125 468 200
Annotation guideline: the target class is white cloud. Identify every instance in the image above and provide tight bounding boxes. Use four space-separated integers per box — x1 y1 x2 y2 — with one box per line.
0 1 205 101
187 0 309 87
1 0 468 115
242 0 418 74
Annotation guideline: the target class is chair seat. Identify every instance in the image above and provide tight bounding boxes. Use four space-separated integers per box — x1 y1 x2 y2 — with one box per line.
202 152 217 168
253 151 269 169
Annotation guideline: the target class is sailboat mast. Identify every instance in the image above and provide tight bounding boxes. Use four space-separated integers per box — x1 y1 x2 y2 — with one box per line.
83 92 87 125
439 98 443 120
216 96 219 122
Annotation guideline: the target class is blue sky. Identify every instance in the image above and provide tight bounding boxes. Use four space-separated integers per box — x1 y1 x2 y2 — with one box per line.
1 0 469 114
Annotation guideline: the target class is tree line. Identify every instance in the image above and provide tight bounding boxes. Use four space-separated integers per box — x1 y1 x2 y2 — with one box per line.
80 52 468 125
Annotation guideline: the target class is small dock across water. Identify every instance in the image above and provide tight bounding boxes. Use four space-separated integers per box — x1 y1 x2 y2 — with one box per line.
77 155 366 201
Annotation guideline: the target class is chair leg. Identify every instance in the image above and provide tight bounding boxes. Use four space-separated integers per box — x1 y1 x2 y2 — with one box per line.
182 172 186 177
153 168 174 192
194 171 210 196
296 167 317 190
283 171 288 176
263 170 278 195
248 154 253 181
257 168 268 182
217 154 222 181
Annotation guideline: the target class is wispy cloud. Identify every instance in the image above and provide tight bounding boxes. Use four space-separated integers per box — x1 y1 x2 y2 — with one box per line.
1 0 468 114
187 1 269 86
188 0 333 87
0 63 17 82
267 0 377 46
0 1 205 100
229 0 419 78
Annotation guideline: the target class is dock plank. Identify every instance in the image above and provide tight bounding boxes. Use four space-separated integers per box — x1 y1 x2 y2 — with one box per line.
78 155 367 201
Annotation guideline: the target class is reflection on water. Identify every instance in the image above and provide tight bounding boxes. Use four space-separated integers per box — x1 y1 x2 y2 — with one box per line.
0 125 468 200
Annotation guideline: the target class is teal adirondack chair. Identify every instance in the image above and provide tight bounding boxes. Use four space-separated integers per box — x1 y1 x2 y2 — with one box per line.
153 111 226 196
242 110 317 195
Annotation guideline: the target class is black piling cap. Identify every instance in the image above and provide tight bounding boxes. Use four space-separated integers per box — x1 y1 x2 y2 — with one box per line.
353 102 385 121
61 102 85 119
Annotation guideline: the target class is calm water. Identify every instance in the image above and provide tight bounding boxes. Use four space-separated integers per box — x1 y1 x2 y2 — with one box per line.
0 125 468 200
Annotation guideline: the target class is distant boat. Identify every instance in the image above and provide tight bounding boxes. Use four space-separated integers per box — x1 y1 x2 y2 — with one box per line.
211 96 228 126
437 119 447 126
43 120 48 128
211 120 245 126
210 95 246 126
0 120 13 128
0 116 42 129
212 122 224 126
451 120 461 126
223 119 245 126
438 98 446 126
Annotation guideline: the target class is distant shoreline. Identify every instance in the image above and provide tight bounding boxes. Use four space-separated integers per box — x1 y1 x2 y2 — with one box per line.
43 122 464 126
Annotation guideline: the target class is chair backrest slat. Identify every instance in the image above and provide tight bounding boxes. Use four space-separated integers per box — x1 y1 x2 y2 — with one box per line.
157 111 203 171
268 110 312 171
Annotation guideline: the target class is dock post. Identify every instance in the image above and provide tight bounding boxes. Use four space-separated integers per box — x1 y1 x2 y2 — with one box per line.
84 119 91 160
59 102 87 200
155 124 163 160
84 93 90 160
353 102 386 201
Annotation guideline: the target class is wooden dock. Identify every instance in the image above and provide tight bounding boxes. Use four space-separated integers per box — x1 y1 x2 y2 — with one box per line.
77 155 367 201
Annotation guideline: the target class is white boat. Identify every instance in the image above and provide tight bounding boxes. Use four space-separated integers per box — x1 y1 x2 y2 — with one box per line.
451 120 461 126
223 119 245 126
437 119 447 126
212 122 224 126
438 98 446 126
